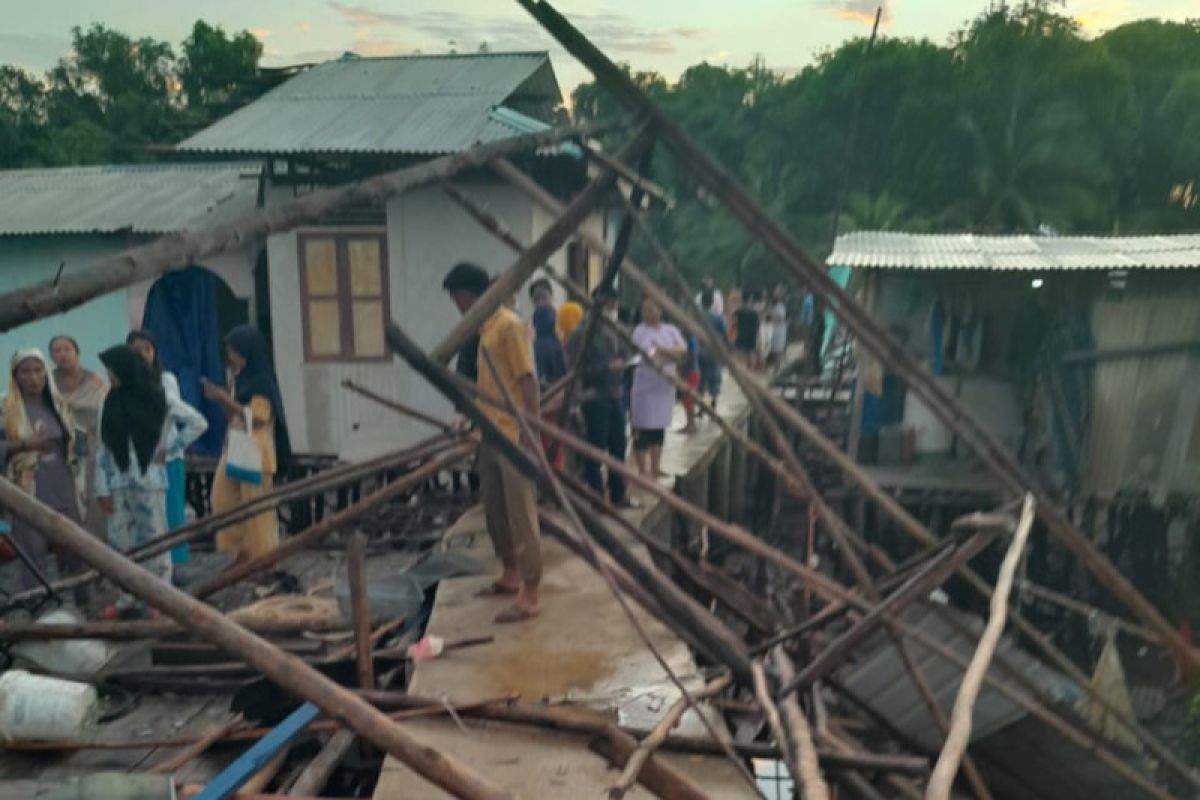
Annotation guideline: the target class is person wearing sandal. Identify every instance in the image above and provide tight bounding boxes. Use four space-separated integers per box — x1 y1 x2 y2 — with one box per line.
630 297 687 479
443 262 542 624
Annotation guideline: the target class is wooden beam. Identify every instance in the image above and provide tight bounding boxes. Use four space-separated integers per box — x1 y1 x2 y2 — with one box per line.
0 123 598 332
0 478 512 800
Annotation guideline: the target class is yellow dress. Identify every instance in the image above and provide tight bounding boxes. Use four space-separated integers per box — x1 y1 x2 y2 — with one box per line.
213 395 279 559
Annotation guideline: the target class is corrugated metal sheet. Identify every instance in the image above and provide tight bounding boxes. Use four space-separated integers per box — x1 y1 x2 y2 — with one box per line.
178 52 561 155
843 604 1079 751
829 231 1200 271
1081 275 1200 498
0 163 258 236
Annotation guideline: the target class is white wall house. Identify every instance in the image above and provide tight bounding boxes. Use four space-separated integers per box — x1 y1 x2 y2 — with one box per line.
178 51 608 460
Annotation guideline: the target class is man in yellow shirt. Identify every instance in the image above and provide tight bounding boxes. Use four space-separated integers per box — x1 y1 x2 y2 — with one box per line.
443 262 542 623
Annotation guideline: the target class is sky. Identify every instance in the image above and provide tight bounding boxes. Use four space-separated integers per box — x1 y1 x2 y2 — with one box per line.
2 0 1196 98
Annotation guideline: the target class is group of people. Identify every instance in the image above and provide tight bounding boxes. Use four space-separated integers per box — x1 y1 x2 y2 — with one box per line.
1 324 290 618
725 281 791 371
441 263 752 626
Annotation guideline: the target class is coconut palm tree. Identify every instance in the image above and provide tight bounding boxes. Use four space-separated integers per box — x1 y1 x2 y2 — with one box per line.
947 77 1112 232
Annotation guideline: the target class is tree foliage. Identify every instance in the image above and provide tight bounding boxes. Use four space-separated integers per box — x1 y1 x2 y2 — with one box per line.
0 20 263 167
572 4 1200 285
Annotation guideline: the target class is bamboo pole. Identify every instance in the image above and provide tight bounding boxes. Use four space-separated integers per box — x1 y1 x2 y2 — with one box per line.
0 479 512 800
0 617 350 641
0 123 600 332
512 0 1199 679
589 731 714 800
926 496 1035 800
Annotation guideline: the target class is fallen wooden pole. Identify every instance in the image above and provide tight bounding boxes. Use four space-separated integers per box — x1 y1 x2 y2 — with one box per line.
778 531 1000 698
926 496 1035 800
428 124 652 366
773 649 831 800
888 632 992 800
0 479 512 800
0 617 349 641
609 673 732 798
387 322 755 684
0 123 600 333
10 433 461 604
192 444 472 598
514 0 1199 679
341 379 453 434
753 659 801 786
589 727 714 800
151 713 246 775
358 690 930 775
347 532 375 691
441 172 805 503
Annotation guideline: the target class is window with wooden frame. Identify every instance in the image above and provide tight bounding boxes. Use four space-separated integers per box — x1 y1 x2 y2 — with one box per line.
299 233 389 362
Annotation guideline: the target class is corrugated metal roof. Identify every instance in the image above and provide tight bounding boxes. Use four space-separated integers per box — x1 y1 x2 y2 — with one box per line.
829 231 1200 271
0 163 259 236
843 604 1079 751
178 52 562 156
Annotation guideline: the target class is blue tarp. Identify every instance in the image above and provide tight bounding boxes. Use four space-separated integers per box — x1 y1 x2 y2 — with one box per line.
142 266 227 457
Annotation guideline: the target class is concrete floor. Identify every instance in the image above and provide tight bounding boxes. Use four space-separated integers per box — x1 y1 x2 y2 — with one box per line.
374 373 758 798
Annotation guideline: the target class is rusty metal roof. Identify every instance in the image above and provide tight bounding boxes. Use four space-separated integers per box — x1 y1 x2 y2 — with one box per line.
177 52 563 156
0 163 259 237
829 231 1200 271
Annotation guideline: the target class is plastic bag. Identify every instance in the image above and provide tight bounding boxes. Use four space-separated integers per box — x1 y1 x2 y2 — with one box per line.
225 406 263 485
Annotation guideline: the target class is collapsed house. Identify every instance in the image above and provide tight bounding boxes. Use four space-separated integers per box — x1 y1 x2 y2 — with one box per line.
0 2 1195 798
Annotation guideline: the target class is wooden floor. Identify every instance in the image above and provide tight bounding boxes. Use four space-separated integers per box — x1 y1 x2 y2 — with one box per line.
375 374 759 798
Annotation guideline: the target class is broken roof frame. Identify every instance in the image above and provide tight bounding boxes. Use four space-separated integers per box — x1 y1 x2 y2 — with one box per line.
0 3 1193 796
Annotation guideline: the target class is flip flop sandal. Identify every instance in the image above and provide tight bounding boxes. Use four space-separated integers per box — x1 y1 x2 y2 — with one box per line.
475 581 520 597
494 604 539 624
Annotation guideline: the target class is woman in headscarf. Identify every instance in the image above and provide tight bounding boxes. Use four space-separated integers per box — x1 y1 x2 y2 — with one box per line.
557 300 584 344
1 349 85 593
204 325 291 563
95 345 205 617
49 335 108 544
127 330 207 566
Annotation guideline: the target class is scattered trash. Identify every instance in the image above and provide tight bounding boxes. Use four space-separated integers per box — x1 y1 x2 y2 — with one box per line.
407 635 445 663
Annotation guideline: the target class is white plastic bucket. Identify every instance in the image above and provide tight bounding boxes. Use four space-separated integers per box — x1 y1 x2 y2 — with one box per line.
0 670 98 742
11 609 111 677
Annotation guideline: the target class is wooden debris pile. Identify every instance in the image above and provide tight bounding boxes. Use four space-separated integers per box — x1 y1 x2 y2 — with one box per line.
0 2 1194 797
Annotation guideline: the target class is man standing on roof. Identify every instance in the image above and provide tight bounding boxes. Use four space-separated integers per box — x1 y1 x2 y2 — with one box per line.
443 262 542 624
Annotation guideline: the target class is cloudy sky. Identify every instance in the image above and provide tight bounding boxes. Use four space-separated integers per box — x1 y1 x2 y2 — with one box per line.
3 1 1195 96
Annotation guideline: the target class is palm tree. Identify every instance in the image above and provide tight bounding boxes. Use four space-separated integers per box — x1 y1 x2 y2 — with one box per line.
948 77 1112 232
840 190 926 232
